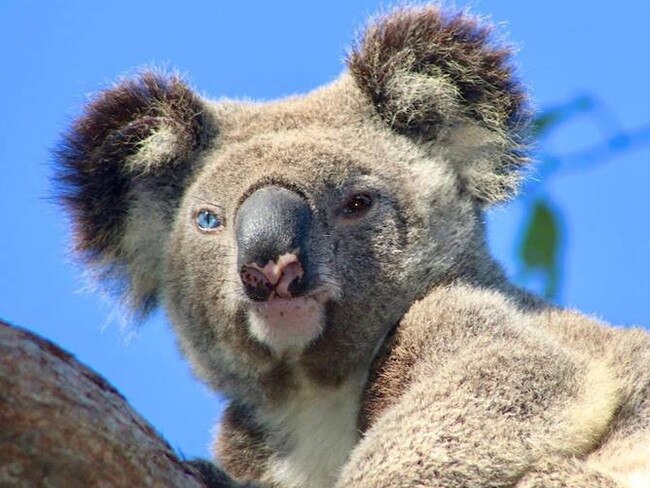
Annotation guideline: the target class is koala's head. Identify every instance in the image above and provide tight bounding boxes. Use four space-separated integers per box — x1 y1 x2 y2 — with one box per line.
57 7 529 401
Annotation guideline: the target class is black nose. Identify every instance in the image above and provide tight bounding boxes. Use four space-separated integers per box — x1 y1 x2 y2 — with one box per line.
235 186 312 301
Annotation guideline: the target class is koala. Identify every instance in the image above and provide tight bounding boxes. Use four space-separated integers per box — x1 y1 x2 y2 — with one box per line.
56 5 650 488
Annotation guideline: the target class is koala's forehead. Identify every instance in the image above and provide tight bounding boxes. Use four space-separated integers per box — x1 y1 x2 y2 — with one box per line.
206 129 397 181
209 75 374 144
193 100 422 199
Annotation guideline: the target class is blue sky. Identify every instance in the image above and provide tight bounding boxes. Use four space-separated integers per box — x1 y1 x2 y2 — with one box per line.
1 0 649 459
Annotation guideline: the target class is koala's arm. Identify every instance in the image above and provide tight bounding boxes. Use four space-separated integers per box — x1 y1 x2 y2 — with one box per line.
338 291 623 488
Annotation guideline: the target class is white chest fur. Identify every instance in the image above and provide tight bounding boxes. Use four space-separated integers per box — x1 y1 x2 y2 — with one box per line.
262 374 366 488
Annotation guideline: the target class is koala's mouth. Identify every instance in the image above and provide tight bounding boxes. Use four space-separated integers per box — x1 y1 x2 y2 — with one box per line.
246 291 330 355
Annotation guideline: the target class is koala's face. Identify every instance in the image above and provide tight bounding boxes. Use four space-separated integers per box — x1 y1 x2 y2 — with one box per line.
57 7 529 399
166 104 473 363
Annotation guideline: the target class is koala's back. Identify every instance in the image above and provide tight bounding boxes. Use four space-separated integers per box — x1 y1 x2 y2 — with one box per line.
358 285 650 487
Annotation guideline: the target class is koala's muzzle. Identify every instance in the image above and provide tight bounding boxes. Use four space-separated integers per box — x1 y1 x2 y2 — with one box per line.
236 186 312 301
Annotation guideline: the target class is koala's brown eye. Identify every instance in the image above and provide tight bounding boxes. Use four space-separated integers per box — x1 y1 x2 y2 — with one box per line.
341 193 373 217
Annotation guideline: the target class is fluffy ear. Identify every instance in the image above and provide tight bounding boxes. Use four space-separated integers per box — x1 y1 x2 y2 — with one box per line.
348 6 531 204
56 72 215 316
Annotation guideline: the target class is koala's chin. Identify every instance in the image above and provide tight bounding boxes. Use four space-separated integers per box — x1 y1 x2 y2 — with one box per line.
246 295 327 355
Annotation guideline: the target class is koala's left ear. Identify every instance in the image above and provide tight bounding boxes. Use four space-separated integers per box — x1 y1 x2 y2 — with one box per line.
348 6 531 204
56 72 215 315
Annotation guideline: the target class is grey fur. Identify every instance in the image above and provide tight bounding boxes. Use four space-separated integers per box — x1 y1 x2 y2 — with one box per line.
57 5 649 488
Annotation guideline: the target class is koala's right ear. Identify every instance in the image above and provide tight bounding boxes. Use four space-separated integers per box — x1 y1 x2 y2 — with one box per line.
56 72 215 316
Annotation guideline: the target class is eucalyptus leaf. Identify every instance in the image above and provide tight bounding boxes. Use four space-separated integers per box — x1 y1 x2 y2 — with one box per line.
530 95 594 139
519 199 562 299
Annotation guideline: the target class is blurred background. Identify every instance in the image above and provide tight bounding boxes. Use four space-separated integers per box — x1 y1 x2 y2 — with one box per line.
1 0 649 459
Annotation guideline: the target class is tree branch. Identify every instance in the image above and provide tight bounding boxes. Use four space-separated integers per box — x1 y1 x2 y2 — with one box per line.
0 319 211 487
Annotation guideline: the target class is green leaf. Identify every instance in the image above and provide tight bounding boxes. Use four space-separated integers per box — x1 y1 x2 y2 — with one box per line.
518 199 562 299
530 112 564 138
530 95 594 139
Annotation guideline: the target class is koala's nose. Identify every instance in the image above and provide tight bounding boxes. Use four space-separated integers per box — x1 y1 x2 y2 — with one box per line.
240 253 305 301
235 186 312 301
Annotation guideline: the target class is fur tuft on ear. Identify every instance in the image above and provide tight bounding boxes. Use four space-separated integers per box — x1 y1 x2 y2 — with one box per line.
55 71 214 315
348 6 531 204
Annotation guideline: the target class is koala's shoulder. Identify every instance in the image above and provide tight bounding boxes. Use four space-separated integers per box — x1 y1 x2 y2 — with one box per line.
395 285 536 357
359 285 528 430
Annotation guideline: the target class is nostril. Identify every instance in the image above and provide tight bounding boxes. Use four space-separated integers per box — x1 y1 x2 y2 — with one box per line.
240 266 273 301
241 266 270 287
239 253 306 301
275 261 305 298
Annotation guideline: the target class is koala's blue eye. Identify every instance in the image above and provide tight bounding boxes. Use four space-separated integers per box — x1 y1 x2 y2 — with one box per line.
196 210 221 231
